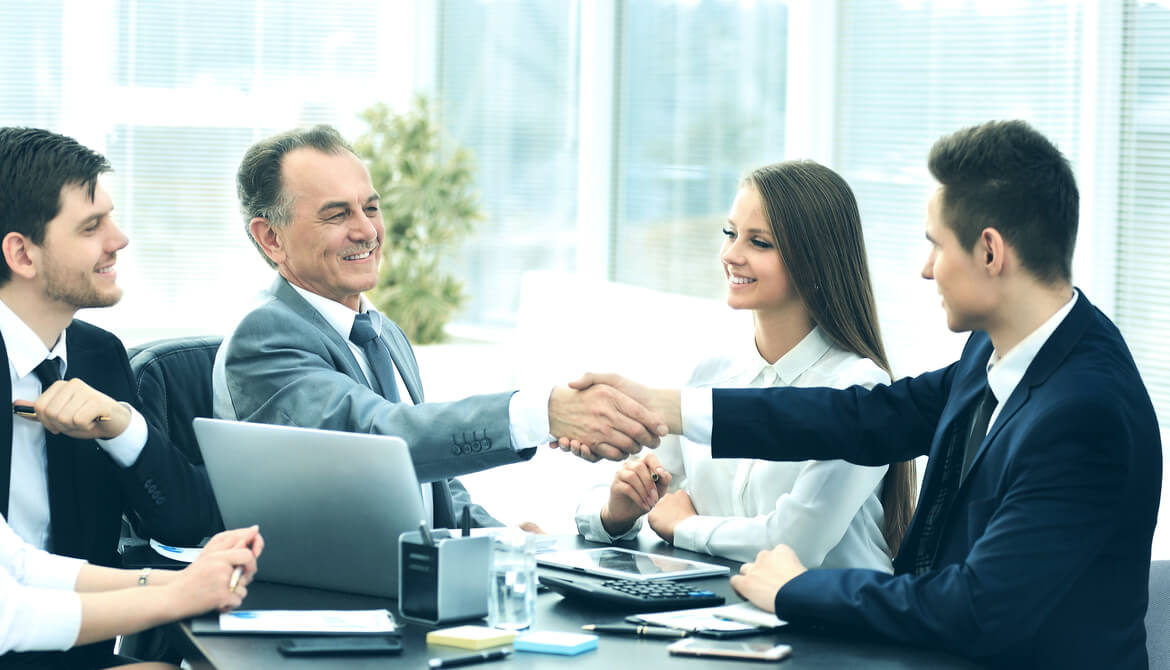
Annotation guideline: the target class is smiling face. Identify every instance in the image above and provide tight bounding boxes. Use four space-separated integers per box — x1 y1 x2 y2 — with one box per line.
269 148 383 311
36 180 127 309
921 187 994 333
720 185 799 317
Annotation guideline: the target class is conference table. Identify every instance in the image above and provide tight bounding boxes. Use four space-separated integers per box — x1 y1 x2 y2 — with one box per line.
168 535 985 669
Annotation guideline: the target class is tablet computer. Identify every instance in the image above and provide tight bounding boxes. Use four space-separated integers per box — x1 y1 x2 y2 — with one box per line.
537 547 730 581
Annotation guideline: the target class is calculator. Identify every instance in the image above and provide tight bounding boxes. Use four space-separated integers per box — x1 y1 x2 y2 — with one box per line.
539 574 724 611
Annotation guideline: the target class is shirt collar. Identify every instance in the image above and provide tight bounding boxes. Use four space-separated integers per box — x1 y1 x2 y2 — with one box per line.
288 284 377 342
986 289 1079 404
0 296 68 380
742 325 833 385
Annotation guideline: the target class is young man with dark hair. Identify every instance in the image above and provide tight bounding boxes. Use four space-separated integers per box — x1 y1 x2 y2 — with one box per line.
567 120 1161 668
0 127 219 669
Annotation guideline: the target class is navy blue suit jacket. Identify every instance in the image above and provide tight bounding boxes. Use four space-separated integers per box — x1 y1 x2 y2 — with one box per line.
2 320 217 564
712 292 1160 668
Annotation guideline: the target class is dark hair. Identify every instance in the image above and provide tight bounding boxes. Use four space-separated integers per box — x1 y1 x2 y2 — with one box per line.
927 120 1078 283
236 124 354 268
0 127 111 284
746 160 916 556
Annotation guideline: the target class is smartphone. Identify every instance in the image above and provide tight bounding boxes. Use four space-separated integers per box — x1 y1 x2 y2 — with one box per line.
667 637 792 661
277 635 403 657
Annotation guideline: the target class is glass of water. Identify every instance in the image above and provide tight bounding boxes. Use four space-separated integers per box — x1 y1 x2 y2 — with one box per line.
487 529 536 630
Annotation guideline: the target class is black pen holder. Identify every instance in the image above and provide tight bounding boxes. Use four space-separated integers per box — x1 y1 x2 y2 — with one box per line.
398 530 491 624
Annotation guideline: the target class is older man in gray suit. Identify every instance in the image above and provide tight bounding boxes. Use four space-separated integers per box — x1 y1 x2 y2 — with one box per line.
212 125 664 529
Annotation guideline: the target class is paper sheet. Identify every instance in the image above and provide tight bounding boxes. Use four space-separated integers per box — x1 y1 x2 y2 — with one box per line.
149 539 202 563
218 609 397 633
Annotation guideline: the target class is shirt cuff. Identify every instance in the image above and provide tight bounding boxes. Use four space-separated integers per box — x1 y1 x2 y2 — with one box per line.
680 387 713 444
671 514 722 554
507 387 553 450
574 488 643 543
96 404 148 468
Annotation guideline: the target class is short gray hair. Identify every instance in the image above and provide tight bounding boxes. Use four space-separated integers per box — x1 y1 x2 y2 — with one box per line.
236 124 354 268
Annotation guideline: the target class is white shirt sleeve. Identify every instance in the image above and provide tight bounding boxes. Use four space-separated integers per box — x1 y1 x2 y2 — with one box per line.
0 518 84 653
672 459 888 565
680 387 713 445
95 403 148 468
574 430 693 543
507 387 554 450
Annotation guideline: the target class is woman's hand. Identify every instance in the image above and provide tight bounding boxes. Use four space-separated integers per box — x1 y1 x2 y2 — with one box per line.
167 526 264 616
599 453 671 536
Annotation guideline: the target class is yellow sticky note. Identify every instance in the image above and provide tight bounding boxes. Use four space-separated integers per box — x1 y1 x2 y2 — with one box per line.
426 625 517 650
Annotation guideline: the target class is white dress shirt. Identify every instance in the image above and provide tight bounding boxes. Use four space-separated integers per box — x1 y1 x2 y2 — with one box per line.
577 327 894 570
0 514 83 654
1 298 148 551
983 290 1079 431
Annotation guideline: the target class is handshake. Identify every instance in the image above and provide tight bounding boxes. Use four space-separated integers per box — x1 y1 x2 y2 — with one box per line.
546 373 681 463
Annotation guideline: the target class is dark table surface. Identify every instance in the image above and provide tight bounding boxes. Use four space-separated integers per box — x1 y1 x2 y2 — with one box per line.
170 535 984 669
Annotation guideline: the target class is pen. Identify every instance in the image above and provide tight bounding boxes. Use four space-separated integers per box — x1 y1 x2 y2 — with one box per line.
582 624 688 638
13 405 111 422
428 648 512 668
228 566 243 593
461 505 471 537
420 520 436 546
651 471 660 483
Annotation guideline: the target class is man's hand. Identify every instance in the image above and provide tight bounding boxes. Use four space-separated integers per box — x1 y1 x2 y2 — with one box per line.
547 384 667 462
729 545 807 613
16 378 131 440
600 453 671 536
647 489 696 545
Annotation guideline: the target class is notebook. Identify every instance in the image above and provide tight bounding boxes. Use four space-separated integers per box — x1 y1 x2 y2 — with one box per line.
194 418 427 598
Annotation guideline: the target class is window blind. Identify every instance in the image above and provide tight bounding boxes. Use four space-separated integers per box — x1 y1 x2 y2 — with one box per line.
836 0 1084 376
611 0 789 301
436 0 581 327
1117 0 1170 436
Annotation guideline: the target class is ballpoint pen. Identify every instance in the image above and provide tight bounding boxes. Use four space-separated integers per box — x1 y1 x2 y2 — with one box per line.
582 624 688 639
228 566 244 593
428 648 512 668
13 404 111 422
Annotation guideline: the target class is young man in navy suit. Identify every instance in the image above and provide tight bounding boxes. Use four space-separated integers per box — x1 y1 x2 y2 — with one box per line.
565 121 1161 668
0 127 218 669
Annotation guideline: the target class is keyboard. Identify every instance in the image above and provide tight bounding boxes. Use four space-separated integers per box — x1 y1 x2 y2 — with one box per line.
539 574 724 611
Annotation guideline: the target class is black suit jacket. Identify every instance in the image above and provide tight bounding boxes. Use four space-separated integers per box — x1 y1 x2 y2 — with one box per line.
2 320 217 566
711 292 1161 668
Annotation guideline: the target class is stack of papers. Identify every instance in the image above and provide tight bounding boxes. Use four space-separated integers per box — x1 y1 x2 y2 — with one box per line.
632 602 787 633
217 609 396 634
514 631 598 656
426 625 517 650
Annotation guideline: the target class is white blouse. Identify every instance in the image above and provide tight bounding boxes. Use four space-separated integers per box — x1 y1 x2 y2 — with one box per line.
576 326 894 571
0 515 84 654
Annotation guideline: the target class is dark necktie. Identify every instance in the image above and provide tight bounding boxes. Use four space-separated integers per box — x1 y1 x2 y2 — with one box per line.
2 357 63 518
912 382 997 575
349 312 400 402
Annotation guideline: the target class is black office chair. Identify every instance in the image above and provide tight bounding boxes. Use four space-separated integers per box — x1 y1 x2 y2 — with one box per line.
120 335 223 663
128 335 223 465
1150 560 1169 670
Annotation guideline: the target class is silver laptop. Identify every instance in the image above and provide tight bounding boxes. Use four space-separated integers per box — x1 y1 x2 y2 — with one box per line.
194 418 426 598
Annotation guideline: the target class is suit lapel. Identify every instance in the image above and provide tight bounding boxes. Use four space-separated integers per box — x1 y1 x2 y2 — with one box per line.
271 277 370 384
46 322 85 557
379 325 424 404
958 294 1093 487
1 332 12 518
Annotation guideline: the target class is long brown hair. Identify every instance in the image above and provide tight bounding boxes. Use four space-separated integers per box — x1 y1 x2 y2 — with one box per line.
746 160 916 557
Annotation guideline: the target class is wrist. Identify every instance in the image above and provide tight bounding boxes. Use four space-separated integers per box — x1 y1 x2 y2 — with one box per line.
600 503 636 537
647 388 683 435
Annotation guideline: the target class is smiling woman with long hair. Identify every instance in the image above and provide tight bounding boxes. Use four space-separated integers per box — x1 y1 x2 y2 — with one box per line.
576 160 916 569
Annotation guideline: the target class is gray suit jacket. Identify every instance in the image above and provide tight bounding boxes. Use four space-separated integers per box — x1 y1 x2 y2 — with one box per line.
212 276 535 527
